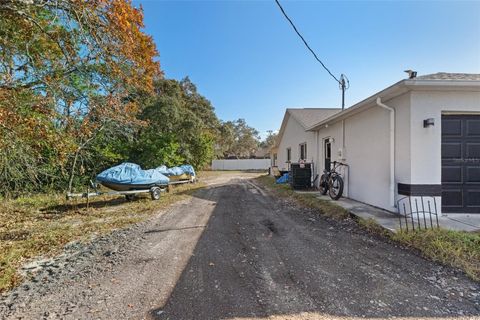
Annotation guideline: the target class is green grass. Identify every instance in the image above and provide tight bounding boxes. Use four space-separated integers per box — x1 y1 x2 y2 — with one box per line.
357 216 480 281
357 217 393 237
255 175 350 220
0 178 206 293
392 228 480 281
257 175 480 282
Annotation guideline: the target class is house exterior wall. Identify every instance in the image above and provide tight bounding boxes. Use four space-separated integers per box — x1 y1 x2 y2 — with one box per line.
277 87 480 214
409 90 480 185
313 121 342 183
344 106 391 210
398 90 480 215
316 106 392 210
313 90 480 213
315 92 412 212
390 92 412 188
276 115 316 171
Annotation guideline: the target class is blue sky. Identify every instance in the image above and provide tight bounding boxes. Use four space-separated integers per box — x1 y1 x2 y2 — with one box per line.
135 0 480 138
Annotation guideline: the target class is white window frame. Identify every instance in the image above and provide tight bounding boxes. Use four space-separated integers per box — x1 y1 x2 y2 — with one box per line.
299 142 307 161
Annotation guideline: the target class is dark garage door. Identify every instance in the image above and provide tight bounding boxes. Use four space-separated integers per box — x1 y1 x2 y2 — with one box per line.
442 115 480 213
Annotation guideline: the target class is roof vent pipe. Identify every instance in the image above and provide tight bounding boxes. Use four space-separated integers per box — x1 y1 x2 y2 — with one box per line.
404 70 417 79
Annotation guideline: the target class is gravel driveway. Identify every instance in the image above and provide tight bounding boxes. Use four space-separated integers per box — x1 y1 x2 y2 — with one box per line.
1 173 479 319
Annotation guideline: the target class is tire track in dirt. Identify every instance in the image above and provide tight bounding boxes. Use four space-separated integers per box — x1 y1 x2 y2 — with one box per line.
2 174 479 319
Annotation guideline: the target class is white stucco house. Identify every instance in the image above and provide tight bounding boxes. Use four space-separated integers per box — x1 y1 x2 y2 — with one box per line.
271 108 341 171
272 73 480 215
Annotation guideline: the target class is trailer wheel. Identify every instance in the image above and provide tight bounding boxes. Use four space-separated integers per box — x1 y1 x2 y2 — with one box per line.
125 194 135 202
150 187 161 200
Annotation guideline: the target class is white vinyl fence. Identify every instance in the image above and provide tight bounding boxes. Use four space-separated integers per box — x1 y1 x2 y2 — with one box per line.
211 159 270 171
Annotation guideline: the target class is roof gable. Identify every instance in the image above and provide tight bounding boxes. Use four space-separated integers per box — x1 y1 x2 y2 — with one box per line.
274 108 341 148
287 108 341 129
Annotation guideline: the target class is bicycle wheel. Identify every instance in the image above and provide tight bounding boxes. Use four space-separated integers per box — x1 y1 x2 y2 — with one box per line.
319 173 328 195
328 174 344 200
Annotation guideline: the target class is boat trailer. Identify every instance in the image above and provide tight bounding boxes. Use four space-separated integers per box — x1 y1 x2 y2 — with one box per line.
66 178 196 202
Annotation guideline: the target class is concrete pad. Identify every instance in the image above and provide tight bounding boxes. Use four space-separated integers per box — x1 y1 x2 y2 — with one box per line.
316 194 400 232
440 214 480 232
294 190 480 233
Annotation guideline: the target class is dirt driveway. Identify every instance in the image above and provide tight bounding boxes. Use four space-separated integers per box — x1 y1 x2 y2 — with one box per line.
1 172 479 319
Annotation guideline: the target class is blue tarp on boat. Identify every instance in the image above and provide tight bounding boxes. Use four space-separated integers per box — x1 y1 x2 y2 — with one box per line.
96 163 170 186
156 164 196 177
168 166 184 176
179 165 196 176
156 165 169 175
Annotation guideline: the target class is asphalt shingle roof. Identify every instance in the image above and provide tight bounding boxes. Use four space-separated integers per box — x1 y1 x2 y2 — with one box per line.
287 108 341 129
415 72 480 81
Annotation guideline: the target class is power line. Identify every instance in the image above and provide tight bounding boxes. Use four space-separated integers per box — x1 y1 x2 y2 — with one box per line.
274 0 340 84
274 0 350 109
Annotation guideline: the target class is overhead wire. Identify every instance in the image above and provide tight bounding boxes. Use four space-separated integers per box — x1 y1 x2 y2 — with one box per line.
274 0 341 84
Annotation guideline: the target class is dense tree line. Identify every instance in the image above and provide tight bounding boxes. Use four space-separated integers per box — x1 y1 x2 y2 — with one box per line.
0 0 160 195
0 0 269 196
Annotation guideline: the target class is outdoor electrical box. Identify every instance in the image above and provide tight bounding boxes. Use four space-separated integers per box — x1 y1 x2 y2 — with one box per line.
289 163 312 189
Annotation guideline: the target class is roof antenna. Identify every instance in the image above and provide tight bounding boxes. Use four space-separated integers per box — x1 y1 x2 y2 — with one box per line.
404 70 417 79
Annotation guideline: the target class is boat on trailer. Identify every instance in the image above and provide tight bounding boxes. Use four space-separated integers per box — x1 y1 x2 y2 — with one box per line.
67 163 196 201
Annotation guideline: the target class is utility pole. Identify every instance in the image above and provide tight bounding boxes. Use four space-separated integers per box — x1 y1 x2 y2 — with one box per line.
339 74 349 110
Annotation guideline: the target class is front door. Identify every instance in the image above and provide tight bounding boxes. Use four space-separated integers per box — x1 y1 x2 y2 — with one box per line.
442 114 480 213
324 139 332 171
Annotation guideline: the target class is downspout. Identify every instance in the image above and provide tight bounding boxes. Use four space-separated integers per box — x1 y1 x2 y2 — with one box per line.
376 97 395 208
341 119 348 197
315 131 318 177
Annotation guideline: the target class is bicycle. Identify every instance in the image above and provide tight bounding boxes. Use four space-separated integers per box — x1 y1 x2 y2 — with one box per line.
319 161 345 200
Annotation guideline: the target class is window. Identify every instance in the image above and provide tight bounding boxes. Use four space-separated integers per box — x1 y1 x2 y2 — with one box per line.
286 148 291 162
299 143 307 160
273 153 277 166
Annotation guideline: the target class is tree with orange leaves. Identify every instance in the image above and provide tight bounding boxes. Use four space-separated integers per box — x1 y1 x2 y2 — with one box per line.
0 0 161 194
